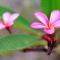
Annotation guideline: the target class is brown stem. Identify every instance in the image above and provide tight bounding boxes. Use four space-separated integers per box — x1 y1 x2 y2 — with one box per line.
22 47 47 52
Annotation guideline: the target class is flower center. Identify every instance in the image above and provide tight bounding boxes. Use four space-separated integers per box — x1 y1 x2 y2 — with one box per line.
4 23 9 27
46 22 54 29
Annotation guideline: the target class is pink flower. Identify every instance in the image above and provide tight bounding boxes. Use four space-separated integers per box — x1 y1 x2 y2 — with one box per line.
0 12 19 29
31 10 60 34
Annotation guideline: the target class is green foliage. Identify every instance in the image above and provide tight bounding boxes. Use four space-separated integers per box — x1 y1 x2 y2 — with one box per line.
14 15 43 36
41 0 52 16
0 6 44 54
0 34 40 54
51 0 60 10
41 0 60 17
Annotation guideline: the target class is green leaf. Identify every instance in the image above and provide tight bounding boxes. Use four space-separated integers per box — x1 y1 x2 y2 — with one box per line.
14 16 43 36
41 0 52 16
51 0 60 10
41 0 60 17
0 34 40 54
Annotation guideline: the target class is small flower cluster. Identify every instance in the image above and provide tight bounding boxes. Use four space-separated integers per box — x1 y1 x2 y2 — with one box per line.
31 10 60 55
0 12 19 33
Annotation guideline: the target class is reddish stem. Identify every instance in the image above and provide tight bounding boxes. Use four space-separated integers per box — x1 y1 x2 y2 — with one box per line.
6 27 12 34
42 33 57 55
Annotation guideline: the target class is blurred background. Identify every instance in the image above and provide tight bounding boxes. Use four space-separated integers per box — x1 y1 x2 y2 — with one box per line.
0 0 40 21
0 0 60 60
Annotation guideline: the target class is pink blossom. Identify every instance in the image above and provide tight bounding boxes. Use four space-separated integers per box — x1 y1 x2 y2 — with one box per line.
31 10 60 34
0 12 19 29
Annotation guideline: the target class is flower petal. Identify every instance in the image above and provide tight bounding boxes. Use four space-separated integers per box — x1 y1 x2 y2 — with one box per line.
31 22 45 29
3 12 11 24
34 12 48 25
50 10 60 23
7 13 19 26
44 28 54 34
0 21 5 29
10 13 19 22
3 12 19 24
54 20 60 28
7 22 13 27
